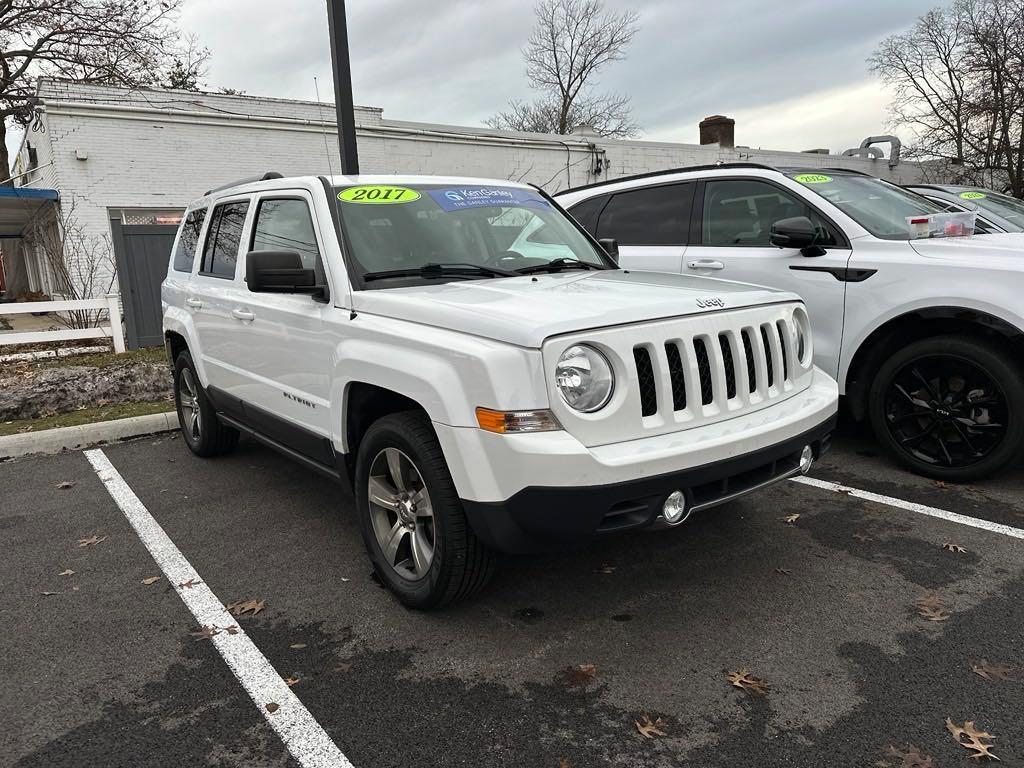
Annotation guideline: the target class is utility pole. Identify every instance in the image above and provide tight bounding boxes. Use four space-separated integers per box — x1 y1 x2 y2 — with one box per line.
326 0 360 175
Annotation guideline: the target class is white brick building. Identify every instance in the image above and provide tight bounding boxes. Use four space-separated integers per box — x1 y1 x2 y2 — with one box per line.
3 79 926 344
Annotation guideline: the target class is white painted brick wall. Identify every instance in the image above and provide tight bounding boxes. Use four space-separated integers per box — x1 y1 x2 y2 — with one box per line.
17 79 927 296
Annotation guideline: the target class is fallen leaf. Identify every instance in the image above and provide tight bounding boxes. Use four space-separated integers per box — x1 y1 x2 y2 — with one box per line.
782 514 800 525
916 594 950 622
224 625 240 635
555 663 598 688
178 578 202 589
853 533 874 542
55 481 76 490
58 569 75 577
558 760 572 768
971 659 1019 682
774 568 792 576
290 643 307 650
40 591 59 596
284 676 300 687
265 702 279 713
883 744 935 768
190 625 220 641
946 718 999 761
141 576 161 585
943 542 967 554
934 480 948 490
226 598 265 616
727 669 769 696
634 714 667 739
77 535 107 547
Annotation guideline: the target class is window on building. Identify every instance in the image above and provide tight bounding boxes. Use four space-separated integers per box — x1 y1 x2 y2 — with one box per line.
250 199 320 270
702 179 840 247
172 208 206 273
567 194 608 235
596 184 693 245
200 200 249 279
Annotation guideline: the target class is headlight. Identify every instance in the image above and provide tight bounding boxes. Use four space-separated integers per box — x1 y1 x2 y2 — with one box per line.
555 344 614 412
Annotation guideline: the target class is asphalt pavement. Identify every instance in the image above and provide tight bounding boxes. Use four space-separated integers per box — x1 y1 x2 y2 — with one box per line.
2 418 1022 768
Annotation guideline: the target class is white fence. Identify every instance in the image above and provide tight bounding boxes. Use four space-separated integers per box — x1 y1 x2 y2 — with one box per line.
0 293 126 353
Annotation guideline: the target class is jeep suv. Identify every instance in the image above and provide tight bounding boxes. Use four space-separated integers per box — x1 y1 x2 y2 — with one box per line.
557 164 1024 481
162 173 838 608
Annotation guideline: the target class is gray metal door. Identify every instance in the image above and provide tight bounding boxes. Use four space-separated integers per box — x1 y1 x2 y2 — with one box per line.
110 220 177 349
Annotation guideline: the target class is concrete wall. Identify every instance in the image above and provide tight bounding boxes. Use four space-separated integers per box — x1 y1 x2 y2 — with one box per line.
16 79 927 297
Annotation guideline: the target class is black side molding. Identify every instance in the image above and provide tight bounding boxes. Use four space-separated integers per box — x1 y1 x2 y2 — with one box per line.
789 265 877 282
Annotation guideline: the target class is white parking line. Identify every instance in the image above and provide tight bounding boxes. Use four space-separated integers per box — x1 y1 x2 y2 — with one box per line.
792 475 1024 540
84 449 354 768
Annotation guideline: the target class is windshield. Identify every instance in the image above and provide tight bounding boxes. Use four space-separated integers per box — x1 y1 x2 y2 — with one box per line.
958 190 1024 231
333 183 610 286
789 172 944 240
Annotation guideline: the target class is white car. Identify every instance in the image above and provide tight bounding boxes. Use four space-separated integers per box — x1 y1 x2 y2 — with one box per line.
557 164 1024 481
906 184 1024 234
162 172 837 608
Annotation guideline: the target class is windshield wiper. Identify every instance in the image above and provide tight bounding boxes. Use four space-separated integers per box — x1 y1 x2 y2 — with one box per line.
363 262 518 283
514 257 604 275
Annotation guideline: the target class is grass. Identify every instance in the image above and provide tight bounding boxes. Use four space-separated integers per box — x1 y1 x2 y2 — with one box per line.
0 399 175 437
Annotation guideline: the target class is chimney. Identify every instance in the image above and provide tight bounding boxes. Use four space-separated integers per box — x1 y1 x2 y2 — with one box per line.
699 115 735 149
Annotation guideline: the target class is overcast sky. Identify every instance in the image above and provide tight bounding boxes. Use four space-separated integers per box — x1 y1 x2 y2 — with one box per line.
7 0 940 167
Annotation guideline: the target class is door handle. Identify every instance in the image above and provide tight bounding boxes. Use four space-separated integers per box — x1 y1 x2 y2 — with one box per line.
185 297 203 308
231 308 255 322
687 259 725 270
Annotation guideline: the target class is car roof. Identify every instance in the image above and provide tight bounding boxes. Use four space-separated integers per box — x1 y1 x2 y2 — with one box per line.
554 162 872 198
906 184 984 193
203 171 536 198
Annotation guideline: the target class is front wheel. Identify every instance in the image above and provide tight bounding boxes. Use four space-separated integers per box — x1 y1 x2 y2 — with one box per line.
355 412 494 609
868 335 1024 481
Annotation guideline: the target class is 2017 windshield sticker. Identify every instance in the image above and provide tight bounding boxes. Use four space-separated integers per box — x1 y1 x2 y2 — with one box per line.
960 191 987 200
793 173 833 184
338 185 421 204
429 186 552 212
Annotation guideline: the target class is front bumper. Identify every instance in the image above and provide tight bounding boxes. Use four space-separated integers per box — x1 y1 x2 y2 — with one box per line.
434 367 838 553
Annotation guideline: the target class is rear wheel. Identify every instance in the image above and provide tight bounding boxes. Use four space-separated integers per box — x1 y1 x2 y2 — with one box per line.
868 335 1024 481
173 351 239 457
355 412 494 608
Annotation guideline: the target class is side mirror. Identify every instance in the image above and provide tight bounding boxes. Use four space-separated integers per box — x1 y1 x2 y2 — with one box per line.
598 237 619 265
769 216 822 254
246 250 319 293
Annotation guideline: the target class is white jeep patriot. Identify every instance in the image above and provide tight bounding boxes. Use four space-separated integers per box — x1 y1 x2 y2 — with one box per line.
162 172 838 608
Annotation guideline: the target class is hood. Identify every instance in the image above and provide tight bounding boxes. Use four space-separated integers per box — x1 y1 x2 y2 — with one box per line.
352 270 795 347
910 232 1024 264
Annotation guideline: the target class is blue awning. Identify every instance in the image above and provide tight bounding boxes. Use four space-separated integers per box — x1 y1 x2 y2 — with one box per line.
0 186 59 237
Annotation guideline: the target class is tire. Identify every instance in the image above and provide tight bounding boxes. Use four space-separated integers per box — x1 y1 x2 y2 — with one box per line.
868 335 1024 481
355 411 494 609
173 350 239 458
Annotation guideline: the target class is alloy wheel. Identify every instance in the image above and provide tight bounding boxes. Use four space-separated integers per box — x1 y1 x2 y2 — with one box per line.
178 368 202 442
883 355 1007 469
367 448 435 580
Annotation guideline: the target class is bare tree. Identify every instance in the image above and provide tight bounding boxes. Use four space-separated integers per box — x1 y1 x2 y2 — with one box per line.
24 199 116 328
163 33 211 92
487 0 640 138
870 0 1024 195
0 0 197 183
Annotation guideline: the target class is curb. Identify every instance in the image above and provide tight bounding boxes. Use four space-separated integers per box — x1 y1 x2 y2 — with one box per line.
0 411 179 460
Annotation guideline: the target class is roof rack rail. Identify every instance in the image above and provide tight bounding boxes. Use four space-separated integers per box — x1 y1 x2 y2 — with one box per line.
553 162 780 197
205 171 284 196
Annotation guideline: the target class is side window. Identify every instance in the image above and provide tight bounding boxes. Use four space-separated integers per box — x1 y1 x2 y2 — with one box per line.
567 195 608 235
596 184 693 245
200 200 249 278
702 179 840 247
250 198 320 270
172 208 205 273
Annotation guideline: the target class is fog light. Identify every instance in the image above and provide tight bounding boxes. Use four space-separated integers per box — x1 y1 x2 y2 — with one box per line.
799 445 814 475
663 490 688 525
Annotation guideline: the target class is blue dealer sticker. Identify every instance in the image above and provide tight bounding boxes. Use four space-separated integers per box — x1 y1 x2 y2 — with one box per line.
429 186 552 212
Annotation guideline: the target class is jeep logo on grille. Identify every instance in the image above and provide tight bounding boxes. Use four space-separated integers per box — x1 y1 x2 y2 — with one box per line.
696 297 725 309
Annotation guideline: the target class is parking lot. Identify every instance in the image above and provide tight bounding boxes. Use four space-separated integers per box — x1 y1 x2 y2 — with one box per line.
3 418 1022 768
